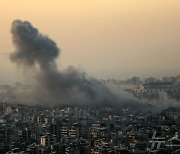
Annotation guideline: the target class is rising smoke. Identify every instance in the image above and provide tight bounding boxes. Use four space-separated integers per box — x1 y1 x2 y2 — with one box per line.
10 20 148 110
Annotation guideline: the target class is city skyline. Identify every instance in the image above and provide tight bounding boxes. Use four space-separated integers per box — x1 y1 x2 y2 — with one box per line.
0 2 180 153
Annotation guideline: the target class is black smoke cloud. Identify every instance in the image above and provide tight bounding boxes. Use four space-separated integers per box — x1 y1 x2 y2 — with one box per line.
10 20 147 109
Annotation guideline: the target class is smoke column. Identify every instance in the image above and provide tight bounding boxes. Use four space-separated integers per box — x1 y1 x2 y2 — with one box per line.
10 20 145 108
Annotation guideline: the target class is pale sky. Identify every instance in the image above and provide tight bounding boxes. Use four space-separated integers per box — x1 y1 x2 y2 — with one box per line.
0 0 180 83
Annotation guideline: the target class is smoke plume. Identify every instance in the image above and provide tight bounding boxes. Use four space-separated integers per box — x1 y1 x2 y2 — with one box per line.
10 20 147 109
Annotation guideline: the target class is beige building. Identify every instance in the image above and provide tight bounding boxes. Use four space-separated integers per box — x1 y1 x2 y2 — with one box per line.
40 133 56 147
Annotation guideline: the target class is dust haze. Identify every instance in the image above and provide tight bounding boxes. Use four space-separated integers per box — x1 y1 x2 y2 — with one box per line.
10 20 150 110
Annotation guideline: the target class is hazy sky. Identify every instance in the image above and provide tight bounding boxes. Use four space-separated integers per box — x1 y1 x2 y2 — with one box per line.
0 0 180 83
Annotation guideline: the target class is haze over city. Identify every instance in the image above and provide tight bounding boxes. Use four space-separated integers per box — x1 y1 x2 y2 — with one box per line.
1 1 180 154
0 0 180 84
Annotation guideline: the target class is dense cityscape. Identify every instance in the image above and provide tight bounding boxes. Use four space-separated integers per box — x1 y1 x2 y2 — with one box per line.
1 0 180 153
0 75 180 154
